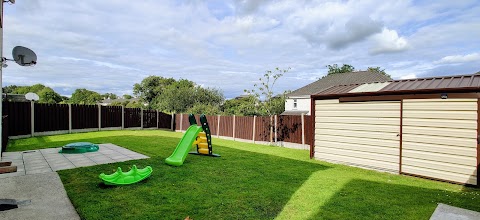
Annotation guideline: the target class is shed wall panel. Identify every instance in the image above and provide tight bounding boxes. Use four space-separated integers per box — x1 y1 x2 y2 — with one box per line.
402 98 477 185
315 99 400 173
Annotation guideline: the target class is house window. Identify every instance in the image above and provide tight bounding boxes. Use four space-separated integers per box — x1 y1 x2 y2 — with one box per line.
293 99 297 109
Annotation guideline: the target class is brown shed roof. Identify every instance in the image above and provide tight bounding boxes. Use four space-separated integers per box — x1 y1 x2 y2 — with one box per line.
313 74 480 98
287 71 392 97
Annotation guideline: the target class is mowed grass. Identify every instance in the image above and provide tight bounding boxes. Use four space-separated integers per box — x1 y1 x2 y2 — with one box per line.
7 130 480 220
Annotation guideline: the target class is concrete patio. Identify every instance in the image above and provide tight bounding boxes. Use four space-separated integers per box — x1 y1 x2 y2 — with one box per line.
0 143 149 178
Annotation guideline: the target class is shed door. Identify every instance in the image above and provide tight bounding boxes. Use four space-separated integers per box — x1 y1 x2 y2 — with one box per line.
315 99 400 173
402 99 477 185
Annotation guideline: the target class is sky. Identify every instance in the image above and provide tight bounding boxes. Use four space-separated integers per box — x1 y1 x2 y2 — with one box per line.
2 0 480 99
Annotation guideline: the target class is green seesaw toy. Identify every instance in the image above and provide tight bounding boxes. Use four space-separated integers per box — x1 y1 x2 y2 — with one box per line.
99 165 153 185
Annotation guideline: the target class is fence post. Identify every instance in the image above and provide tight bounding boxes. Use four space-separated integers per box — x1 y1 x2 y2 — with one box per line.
217 115 220 137
301 113 305 148
30 101 34 137
121 106 124 130
156 110 159 129
171 113 175 131
98 104 101 131
180 114 183 131
233 115 236 140
252 115 256 143
68 104 72 133
141 108 144 129
274 115 277 143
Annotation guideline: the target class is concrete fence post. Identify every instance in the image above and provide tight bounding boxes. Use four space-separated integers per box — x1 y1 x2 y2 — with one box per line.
274 115 278 143
121 106 124 130
252 115 256 143
156 110 159 129
68 104 72 133
217 115 221 137
140 108 144 129
171 113 175 131
233 115 236 140
301 113 305 148
97 104 101 131
30 101 34 137
180 114 183 131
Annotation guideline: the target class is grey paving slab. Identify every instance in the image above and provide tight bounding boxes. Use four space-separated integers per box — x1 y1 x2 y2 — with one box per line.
1 144 149 177
430 203 480 220
0 172 80 220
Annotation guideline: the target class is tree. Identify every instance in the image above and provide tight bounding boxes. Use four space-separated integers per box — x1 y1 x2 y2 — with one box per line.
102 93 118 100
244 67 289 142
153 79 224 113
70 88 102 104
326 64 355 75
245 67 289 116
123 94 133 99
38 87 62 104
367 66 391 78
221 95 257 116
187 103 222 115
3 84 62 104
133 76 176 104
126 100 144 108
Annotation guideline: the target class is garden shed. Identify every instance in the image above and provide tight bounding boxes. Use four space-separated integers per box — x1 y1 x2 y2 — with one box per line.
310 74 480 185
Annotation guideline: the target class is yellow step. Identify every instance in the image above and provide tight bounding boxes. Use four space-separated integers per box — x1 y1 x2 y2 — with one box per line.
198 132 206 137
198 143 209 149
198 148 209 154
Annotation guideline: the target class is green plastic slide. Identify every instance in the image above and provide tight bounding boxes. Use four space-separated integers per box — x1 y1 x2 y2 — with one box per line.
99 165 153 185
165 125 203 166
59 142 99 154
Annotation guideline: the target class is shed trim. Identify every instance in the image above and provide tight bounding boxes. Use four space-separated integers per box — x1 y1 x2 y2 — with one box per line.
310 97 315 159
477 99 480 188
399 100 403 174
313 87 480 100
338 93 480 102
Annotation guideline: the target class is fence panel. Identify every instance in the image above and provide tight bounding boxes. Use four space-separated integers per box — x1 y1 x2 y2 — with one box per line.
124 108 141 128
235 116 253 140
304 115 313 146
277 115 303 144
101 106 122 128
158 112 172 129
218 116 233 137
255 116 271 142
205 115 218 136
2 102 31 136
72 104 98 129
34 103 69 132
181 114 191 130
143 110 157 128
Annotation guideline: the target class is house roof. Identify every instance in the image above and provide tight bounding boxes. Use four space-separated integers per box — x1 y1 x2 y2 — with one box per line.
312 73 480 98
287 71 392 97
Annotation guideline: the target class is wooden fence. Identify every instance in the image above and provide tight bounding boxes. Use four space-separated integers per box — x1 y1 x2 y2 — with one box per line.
175 114 312 149
1 101 312 150
2 102 173 138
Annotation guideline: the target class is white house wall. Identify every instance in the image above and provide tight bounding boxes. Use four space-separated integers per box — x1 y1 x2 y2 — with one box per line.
285 98 311 115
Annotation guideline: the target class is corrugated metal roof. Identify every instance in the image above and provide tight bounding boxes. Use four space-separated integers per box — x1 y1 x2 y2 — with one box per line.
287 71 392 97
379 75 480 92
313 74 480 98
348 82 391 93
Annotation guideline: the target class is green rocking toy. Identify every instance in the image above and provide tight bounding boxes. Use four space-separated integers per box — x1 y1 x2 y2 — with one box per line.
99 165 153 185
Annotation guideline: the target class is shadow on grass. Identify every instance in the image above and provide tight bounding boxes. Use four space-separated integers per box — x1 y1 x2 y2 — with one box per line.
58 145 330 220
310 179 480 220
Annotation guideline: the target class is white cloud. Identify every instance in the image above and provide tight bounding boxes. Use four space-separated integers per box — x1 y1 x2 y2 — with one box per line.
435 53 480 64
2 0 479 99
370 28 409 55
400 74 417 79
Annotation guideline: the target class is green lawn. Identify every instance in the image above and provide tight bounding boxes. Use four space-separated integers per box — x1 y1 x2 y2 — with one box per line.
7 130 480 219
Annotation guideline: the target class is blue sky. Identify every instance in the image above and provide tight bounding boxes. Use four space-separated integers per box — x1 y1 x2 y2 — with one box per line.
2 0 480 98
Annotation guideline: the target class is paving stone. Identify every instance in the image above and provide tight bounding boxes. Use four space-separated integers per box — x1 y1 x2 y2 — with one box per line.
52 164 76 171
26 168 53 175
72 161 97 167
40 148 61 154
0 171 25 178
